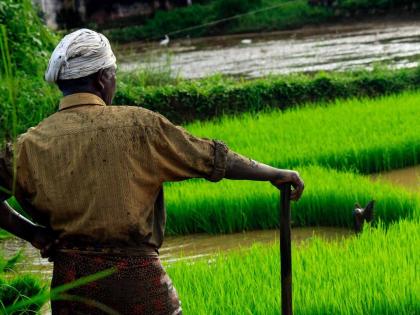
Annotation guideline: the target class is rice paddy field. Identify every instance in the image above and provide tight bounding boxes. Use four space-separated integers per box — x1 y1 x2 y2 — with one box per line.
1 85 419 314
165 219 420 315
158 90 420 314
186 91 420 174
1 2 419 314
163 91 420 235
164 166 419 235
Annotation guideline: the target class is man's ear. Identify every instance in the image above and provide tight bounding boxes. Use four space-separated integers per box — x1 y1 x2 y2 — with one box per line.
96 69 106 91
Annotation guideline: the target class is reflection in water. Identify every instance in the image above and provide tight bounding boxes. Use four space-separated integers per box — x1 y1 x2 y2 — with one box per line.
119 21 420 78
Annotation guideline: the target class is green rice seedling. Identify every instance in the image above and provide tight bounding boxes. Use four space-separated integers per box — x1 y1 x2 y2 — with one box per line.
186 90 420 174
2 268 117 315
164 166 419 235
165 219 420 315
0 274 47 315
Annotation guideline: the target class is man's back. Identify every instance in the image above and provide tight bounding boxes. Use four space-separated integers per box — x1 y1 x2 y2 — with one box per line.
16 93 223 249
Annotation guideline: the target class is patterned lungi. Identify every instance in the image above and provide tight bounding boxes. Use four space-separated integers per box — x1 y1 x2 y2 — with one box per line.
51 250 182 315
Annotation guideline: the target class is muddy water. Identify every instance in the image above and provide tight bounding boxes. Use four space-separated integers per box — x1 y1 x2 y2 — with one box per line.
119 20 420 78
0 227 351 314
0 227 352 283
371 165 420 193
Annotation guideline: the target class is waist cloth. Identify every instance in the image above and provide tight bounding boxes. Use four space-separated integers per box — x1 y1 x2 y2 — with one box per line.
51 249 182 315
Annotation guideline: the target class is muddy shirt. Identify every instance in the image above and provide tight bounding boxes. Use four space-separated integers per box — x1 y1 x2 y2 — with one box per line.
0 93 228 251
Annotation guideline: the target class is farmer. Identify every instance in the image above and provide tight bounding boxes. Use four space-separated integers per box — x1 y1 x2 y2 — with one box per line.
0 29 304 315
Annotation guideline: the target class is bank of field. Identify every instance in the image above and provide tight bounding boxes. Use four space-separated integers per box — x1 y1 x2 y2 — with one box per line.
165 219 420 315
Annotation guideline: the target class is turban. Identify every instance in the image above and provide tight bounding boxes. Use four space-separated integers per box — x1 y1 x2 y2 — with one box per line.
45 28 116 83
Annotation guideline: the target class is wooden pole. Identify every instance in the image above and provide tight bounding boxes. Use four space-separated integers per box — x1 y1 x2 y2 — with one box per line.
280 184 292 315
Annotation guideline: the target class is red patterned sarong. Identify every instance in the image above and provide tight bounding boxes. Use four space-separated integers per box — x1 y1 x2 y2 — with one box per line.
51 251 182 315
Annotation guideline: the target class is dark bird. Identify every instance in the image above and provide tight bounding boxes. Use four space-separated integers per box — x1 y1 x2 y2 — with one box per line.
353 200 375 233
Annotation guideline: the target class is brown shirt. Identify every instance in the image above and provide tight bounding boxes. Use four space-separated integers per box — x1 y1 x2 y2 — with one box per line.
0 93 228 251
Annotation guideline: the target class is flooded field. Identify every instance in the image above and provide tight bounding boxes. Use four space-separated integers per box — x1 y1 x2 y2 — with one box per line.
1 164 418 283
1 164 418 314
119 20 420 78
0 227 352 283
371 165 420 193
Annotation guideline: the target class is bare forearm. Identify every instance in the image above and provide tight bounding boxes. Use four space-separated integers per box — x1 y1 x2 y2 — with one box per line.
224 150 304 200
0 201 49 244
225 151 285 181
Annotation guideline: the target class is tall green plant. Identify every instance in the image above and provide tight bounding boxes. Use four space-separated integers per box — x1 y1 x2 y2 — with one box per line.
0 24 17 196
0 0 56 76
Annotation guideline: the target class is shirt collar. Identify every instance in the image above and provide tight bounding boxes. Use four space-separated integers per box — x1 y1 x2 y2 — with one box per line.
59 93 106 111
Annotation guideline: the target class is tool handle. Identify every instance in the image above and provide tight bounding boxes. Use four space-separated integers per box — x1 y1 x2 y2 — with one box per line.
280 184 292 315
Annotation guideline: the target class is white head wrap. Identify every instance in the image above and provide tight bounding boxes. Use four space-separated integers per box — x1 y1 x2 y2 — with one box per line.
45 28 116 83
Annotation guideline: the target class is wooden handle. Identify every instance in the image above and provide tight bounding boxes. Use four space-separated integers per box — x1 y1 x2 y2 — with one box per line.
280 184 292 315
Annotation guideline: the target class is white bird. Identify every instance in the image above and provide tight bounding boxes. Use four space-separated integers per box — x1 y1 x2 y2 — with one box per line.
241 39 252 45
160 35 170 46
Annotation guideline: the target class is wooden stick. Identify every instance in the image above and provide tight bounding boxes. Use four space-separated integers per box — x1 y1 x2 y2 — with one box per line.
280 184 292 315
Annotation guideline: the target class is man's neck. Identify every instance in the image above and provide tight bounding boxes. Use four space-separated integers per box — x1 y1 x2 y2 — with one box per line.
62 88 102 101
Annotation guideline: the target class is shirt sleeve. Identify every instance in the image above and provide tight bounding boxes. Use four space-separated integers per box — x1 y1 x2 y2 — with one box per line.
150 114 229 183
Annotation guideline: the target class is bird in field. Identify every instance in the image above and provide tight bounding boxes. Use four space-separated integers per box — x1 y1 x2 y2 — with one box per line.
353 200 375 233
241 39 252 45
160 35 170 46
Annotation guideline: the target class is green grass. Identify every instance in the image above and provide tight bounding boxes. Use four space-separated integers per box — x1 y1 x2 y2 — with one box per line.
2 268 116 315
115 67 420 126
161 91 420 235
0 0 57 77
165 166 419 235
165 218 420 315
0 274 47 314
0 0 58 143
186 90 420 173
